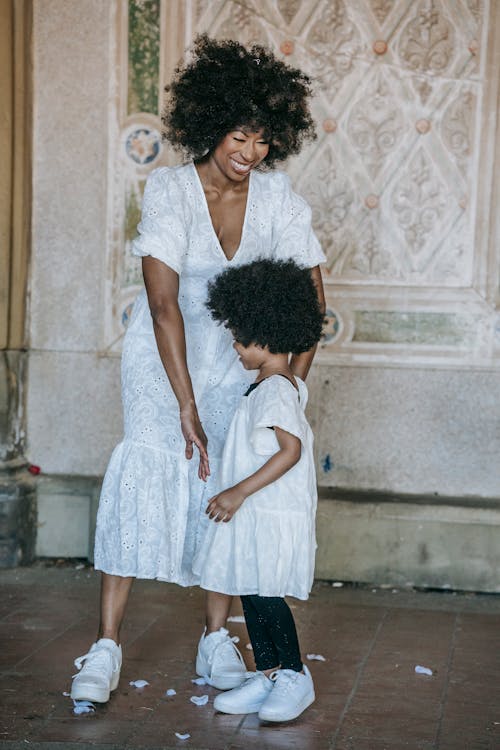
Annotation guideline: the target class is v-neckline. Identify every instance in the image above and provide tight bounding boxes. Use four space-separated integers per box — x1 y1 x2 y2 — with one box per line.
191 162 252 263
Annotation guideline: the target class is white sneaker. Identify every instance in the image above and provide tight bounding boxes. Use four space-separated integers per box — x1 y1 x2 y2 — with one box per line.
258 664 315 722
71 638 122 703
196 627 246 690
214 671 273 714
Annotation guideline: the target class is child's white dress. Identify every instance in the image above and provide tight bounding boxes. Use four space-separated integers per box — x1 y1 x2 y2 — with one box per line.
193 374 317 601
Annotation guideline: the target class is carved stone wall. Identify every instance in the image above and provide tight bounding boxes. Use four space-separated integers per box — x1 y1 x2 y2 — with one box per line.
26 0 500 503
105 0 500 371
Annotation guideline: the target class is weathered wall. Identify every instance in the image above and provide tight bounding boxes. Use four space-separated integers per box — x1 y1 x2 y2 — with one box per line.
28 0 122 479
26 1 500 581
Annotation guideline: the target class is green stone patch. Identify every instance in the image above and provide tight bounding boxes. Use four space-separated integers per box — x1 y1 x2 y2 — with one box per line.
128 0 160 115
353 311 479 346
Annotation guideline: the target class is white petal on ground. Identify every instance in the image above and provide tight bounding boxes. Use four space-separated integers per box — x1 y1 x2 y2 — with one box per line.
190 694 209 706
129 679 150 688
306 653 326 661
415 665 433 676
166 688 176 696
175 732 191 740
191 676 207 685
72 699 95 715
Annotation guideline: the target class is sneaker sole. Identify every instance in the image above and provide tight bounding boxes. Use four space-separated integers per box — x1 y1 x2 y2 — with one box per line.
214 697 265 714
258 691 315 722
70 673 120 704
207 672 247 690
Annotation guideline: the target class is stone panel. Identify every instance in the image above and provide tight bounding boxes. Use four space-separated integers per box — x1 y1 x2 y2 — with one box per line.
36 475 100 558
26 351 122 476
315 494 500 593
308 365 500 497
30 0 110 351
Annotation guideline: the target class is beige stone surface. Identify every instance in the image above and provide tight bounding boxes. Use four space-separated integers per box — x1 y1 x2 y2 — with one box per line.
315 495 500 593
307 365 500 498
36 492 90 558
35 474 100 558
24 0 500 586
26 351 122 475
30 0 110 351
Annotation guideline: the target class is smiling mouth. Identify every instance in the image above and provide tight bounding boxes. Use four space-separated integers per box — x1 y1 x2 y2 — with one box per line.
230 158 252 174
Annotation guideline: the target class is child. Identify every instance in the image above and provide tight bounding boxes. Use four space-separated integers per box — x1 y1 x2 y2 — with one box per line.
193 258 324 722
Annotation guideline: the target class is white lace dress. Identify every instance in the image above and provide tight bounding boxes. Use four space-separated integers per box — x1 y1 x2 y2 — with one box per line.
193 375 317 600
93 162 325 585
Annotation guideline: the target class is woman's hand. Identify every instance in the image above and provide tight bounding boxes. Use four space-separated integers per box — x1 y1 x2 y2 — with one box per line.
206 487 246 522
180 403 210 481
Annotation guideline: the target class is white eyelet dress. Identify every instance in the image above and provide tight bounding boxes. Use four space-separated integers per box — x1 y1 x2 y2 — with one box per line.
93 162 325 585
193 375 318 600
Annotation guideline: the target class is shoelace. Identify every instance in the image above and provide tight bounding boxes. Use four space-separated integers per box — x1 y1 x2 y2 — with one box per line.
72 647 117 679
270 670 301 695
211 635 246 670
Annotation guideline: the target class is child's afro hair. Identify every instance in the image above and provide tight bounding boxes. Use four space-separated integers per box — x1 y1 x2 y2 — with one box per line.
162 34 316 168
206 258 324 354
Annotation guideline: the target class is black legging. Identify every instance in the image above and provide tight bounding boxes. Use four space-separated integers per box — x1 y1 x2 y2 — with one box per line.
240 595 303 672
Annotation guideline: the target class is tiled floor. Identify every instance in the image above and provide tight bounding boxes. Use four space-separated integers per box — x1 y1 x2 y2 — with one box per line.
1 563 500 750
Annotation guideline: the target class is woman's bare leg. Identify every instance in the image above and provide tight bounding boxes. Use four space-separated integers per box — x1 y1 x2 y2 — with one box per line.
97 572 134 643
205 590 233 633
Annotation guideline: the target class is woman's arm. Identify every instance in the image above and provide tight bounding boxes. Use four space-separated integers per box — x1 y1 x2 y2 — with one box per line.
206 426 301 521
290 265 326 380
142 256 210 480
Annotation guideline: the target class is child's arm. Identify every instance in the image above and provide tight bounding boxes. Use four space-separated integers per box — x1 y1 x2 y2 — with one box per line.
206 427 301 522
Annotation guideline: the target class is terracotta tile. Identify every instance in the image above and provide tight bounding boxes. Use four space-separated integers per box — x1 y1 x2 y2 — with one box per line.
2 568 500 749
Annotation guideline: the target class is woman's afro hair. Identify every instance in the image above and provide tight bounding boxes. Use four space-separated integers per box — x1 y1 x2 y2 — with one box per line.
162 35 316 168
206 258 324 354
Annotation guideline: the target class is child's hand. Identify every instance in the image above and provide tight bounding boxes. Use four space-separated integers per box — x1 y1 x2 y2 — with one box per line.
206 487 245 522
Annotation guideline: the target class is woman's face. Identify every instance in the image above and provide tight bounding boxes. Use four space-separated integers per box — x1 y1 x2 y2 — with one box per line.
211 127 270 182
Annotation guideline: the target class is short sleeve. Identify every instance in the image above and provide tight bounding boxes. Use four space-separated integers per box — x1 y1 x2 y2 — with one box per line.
131 167 188 274
271 172 326 268
249 377 306 456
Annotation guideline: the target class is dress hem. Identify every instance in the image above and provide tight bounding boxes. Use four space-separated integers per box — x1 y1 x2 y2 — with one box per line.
198 582 311 601
93 564 200 588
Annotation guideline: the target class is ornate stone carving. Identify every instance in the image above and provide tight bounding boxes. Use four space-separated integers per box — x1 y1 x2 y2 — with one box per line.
466 0 483 24
347 72 405 178
441 91 475 172
398 1 454 74
277 0 301 25
349 220 403 279
105 0 496 367
305 0 360 95
194 0 211 24
302 149 355 273
416 118 431 134
391 148 448 273
370 0 395 25
414 78 433 105
216 3 267 47
280 39 294 55
428 216 469 284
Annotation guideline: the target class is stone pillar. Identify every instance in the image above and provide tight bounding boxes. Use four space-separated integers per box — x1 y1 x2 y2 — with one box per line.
0 0 36 567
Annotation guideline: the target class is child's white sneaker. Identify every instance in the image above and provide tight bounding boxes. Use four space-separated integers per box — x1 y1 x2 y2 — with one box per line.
258 664 315 722
71 638 122 703
196 627 246 690
214 671 273 714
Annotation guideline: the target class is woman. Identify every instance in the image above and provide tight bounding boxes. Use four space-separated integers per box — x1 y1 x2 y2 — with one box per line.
70 35 326 704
